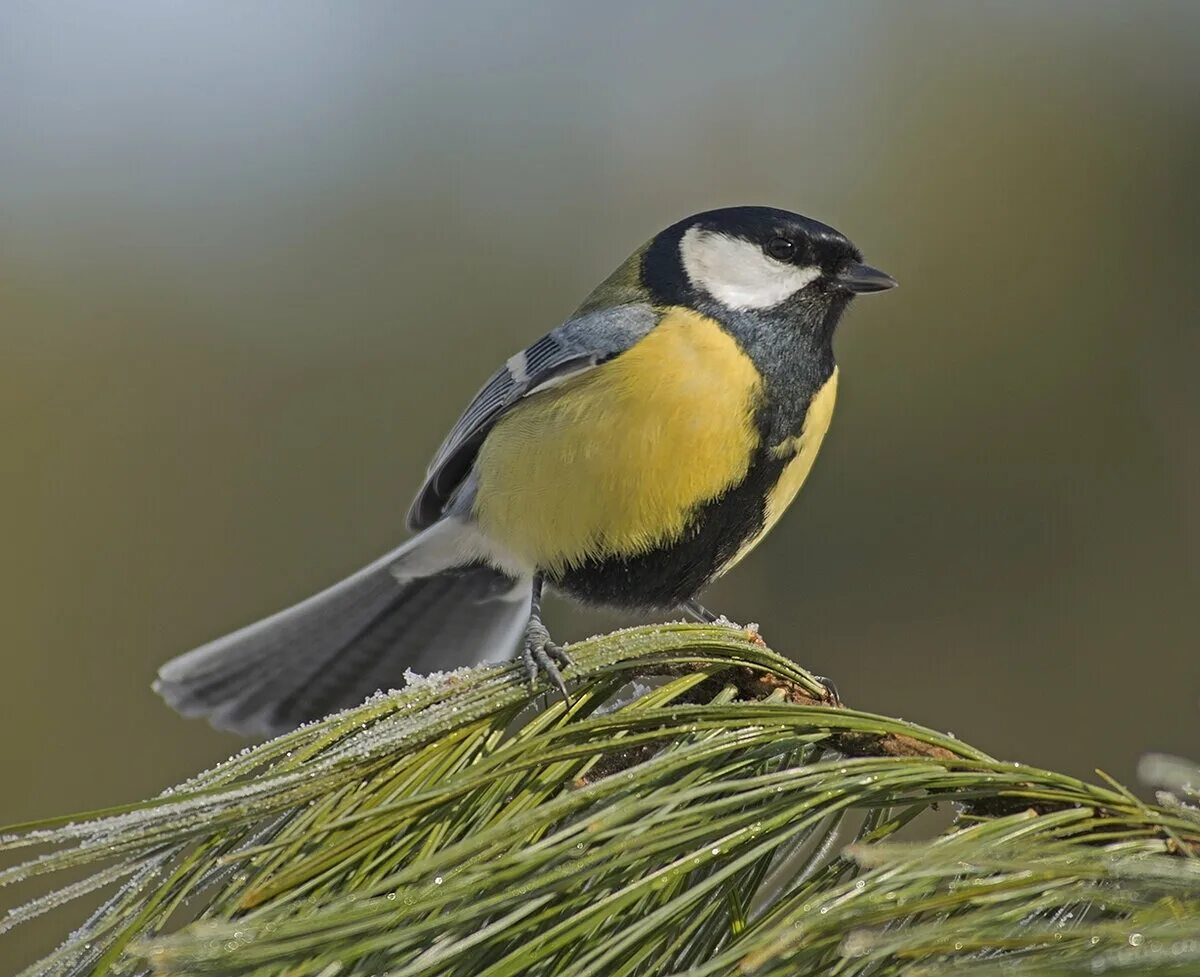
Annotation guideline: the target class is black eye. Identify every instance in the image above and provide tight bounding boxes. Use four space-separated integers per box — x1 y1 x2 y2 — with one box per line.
765 236 795 261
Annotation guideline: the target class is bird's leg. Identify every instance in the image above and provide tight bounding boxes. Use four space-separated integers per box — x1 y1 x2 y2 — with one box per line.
521 574 573 698
680 599 721 624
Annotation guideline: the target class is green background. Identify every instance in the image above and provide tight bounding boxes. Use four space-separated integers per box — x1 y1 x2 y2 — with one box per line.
3 2 1198 968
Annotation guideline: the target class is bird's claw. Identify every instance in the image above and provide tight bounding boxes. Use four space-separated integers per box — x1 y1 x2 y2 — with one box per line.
813 673 841 707
521 623 573 701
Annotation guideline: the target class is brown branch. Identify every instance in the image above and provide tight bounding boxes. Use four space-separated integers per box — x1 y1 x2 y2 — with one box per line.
734 668 958 762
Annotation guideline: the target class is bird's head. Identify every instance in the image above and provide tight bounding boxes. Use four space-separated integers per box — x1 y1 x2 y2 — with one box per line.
641 206 895 324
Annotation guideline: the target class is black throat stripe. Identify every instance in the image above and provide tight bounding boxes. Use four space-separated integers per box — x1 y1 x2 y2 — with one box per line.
547 443 791 610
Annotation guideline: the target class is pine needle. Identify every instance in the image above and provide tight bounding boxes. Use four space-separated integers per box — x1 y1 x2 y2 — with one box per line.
3 624 1196 976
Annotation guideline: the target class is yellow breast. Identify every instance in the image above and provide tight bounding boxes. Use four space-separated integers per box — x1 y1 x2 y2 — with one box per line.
719 367 838 575
472 307 764 573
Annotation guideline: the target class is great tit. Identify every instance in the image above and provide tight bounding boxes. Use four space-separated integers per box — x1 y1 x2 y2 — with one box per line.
156 206 895 735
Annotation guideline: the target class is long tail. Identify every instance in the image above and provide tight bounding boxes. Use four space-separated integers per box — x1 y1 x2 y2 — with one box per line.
154 522 530 737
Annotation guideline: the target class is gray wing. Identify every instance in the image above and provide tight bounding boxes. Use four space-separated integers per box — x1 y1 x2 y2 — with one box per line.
406 302 660 530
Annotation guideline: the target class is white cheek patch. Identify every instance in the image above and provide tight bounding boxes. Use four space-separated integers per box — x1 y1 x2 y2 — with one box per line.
679 227 821 310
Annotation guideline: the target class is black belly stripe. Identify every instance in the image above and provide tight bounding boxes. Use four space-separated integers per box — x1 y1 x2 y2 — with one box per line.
549 447 790 610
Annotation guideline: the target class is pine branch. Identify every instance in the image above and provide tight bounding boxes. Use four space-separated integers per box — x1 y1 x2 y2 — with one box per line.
3 623 1198 977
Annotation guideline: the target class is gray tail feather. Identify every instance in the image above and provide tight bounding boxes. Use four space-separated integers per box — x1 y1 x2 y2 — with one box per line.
154 529 530 737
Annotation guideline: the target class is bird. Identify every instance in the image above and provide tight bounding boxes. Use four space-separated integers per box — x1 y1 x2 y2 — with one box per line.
155 206 896 736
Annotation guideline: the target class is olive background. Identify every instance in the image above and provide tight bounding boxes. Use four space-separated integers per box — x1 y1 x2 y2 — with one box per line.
2 2 1198 967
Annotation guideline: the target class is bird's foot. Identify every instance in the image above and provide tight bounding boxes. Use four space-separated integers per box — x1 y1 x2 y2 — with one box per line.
813 674 842 707
521 619 573 700
680 599 720 624
681 602 766 649
684 599 835 704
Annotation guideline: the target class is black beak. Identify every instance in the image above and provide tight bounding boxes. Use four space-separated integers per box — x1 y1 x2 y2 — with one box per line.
837 262 897 294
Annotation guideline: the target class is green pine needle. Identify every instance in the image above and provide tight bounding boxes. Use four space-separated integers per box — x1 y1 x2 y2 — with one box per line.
3 624 1198 976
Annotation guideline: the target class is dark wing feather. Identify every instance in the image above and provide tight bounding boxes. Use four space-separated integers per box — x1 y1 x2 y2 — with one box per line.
406 303 660 530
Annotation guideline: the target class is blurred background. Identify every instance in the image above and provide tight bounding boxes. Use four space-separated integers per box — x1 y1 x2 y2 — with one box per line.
2 3 1198 962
